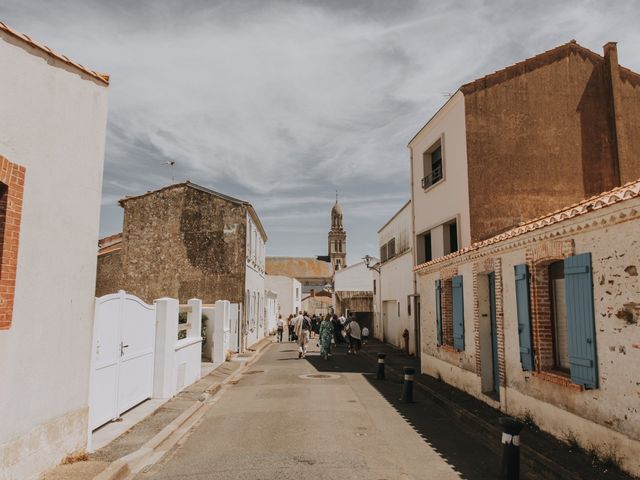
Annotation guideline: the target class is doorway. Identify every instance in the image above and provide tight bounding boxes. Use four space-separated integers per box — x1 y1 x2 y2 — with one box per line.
478 273 500 400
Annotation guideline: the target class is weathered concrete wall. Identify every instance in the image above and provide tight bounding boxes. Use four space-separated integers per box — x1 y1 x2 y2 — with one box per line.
0 30 108 479
464 51 625 242
417 195 640 476
118 186 246 304
95 249 123 297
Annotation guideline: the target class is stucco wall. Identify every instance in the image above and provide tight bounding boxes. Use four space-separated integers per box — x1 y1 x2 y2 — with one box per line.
334 261 375 292
0 32 108 479
417 196 640 476
265 275 301 318
410 91 471 259
117 186 247 304
464 51 626 242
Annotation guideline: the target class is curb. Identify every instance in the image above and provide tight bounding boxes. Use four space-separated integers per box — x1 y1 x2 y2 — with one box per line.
94 340 274 480
361 348 582 480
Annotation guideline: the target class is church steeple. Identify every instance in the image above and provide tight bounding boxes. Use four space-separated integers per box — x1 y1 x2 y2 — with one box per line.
328 193 347 271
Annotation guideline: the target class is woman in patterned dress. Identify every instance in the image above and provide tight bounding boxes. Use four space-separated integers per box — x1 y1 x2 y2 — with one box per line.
318 314 334 360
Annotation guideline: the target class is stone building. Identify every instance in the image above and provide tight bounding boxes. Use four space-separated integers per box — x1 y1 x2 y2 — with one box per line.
0 23 109 479
96 182 268 350
328 196 347 271
415 179 640 477
410 41 640 267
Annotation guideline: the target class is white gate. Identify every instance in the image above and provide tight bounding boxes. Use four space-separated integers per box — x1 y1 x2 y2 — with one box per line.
229 303 240 352
89 291 156 430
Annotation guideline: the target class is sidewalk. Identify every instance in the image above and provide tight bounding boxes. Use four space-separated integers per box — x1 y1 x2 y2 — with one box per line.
43 337 273 480
359 339 634 480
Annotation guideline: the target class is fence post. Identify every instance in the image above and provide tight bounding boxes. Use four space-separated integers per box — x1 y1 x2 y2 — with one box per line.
213 300 230 363
153 298 179 398
187 298 202 339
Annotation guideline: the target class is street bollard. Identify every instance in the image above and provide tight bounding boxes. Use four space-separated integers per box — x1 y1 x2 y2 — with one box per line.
499 417 524 480
376 353 386 380
401 367 415 403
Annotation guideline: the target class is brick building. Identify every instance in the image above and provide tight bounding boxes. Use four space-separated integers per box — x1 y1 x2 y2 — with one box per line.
410 41 640 266
415 180 640 477
96 182 268 350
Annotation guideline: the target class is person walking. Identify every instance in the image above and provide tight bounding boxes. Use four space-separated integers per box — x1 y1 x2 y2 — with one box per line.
346 315 361 354
294 311 311 358
276 315 284 343
361 326 369 345
288 314 296 342
318 314 334 360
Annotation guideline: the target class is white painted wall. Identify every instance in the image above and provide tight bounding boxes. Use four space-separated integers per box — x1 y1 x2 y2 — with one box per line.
334 260 375 292
265 275 301 318
0 31 108 479
265 291 278 333
378 202 415 353
245 212 266 349
409 91 471 262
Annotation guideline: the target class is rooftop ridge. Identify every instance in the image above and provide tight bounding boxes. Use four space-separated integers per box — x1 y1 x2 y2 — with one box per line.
0 21 109 85
415 177 640 272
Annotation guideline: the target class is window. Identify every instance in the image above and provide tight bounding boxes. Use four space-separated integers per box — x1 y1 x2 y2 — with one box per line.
422 142 444 189
387 238 396 259
380 243 387 262
515 252 598 388
424 233 432 262
397 301 400 317
444 220 458 255
373 279 376 295
416 231 432 264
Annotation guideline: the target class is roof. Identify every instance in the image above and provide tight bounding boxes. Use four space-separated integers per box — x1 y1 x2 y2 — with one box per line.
98 232 122 255
377 200 411 233
415 177 640 273
266 256 333 279
119 181 267 241
409 40 640 146
0 22 109 85
332 201 343 215
301 295 332 305
460 40 640 95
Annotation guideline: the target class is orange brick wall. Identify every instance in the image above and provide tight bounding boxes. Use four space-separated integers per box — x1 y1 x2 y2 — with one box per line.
0 155 25 330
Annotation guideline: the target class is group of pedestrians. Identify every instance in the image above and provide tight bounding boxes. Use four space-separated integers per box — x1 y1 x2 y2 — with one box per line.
277 311 369 360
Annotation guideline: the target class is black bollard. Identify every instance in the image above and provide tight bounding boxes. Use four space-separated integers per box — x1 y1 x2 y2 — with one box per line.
499 417 524 480
376 353 386 380
401 367 415 403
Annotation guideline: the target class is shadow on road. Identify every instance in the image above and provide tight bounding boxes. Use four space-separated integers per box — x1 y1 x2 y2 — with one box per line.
303 344 506 480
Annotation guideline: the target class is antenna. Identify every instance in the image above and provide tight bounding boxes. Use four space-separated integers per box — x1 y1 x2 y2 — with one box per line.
335 190 338 203
160 161 176 183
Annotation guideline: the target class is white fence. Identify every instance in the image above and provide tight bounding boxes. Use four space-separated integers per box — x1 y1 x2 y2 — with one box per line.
89 292 233 432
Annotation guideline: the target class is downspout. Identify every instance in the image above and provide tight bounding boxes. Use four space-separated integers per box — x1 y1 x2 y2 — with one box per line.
408 145 420 367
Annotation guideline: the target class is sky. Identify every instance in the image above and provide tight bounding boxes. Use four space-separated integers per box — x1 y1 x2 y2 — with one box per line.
1 0 639 262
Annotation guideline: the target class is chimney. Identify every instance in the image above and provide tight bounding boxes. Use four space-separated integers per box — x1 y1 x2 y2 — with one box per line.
603 42 624 184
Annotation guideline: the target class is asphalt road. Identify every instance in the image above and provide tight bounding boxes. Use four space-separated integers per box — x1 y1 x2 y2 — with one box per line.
136 339 477 480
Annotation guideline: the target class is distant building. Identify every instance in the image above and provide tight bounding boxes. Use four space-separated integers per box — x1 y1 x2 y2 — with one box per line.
409 41 640 267
334 260 376 331
0 23 109 479
265 274 302 318
376 201 416 354
96 181 268 351
265 197 343 294
302 290 333 317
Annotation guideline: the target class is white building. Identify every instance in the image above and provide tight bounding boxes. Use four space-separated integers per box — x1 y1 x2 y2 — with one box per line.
0 24 109 479
245 211 267 348
264 290 279 334
265 274 302 318
377 201 417 354
333 260 376 330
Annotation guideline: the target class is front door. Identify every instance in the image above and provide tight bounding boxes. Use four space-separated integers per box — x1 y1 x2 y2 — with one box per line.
488 273 500 397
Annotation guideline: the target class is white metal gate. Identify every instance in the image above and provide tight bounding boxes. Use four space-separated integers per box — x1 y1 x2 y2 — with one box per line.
89 291 156 430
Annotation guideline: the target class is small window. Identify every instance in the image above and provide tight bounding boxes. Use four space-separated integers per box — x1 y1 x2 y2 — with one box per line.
380 243 388 263
416 231 432 264
444 220 458 255
549 261 570 372
422 142 444 189
397 302 400 317
387 238 396 259
373 279 376 295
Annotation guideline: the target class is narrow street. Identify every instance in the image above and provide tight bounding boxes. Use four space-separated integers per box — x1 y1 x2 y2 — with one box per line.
136 339 506 480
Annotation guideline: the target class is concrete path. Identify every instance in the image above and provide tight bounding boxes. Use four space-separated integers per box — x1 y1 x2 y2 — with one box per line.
136 340 462 480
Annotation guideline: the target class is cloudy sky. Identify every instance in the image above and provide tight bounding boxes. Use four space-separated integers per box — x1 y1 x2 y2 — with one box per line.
2 0 639 262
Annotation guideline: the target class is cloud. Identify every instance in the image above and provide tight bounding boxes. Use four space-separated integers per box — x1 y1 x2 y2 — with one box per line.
1 0 639 261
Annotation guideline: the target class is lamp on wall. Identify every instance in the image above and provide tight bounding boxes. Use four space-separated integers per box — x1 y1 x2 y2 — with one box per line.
363 255 380 273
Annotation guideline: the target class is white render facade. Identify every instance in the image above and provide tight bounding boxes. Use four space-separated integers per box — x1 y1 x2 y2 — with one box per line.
409 91 471 266
377 201 416 354
245 212 267 348
0 27 109 480
265 274 301 318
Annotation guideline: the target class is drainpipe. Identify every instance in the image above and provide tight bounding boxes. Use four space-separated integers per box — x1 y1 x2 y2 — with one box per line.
408 145 420 368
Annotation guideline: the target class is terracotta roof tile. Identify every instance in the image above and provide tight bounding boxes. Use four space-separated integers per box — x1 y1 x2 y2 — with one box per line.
415 178 640 273
0 21 109 85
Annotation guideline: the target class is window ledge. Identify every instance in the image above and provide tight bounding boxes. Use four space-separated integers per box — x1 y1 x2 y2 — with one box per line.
533 371 584 391
422 178 444 194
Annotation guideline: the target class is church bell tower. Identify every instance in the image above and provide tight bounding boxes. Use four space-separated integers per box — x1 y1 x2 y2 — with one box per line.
328 193 347 271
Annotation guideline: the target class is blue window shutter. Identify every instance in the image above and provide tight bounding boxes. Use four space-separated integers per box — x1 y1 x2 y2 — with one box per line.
452 275 465 350
565 253 598 389
435 280 443 345
514 264 534 371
